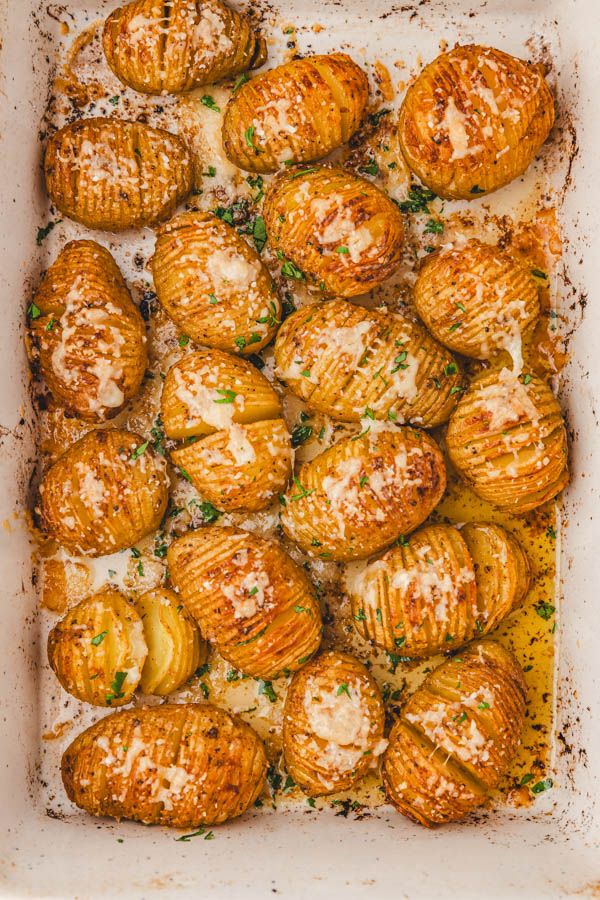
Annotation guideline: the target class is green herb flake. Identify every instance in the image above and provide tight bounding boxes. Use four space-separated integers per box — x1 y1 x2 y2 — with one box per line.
478 701 491 710
245 125 257 149
522 373 533 385
232 73 249 93
535 601 556 621
178 334 190 348
281 259 305 280
336 246 350 254
291 423 313 447
359 161 379 177
91 631 108 646
424 218 444 235
36 220 60 245
531 268 548 280
519 773 534 786
201 95 220 112
27 302 42 319
354 608 367 622
337 683 351 697
444 362 458 376
214 388 237 404
106 671 128 705
258 680 277 703
531 777 553 794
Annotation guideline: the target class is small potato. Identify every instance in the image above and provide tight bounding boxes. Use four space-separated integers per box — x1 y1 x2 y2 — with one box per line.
263 166 404 297
103 0 266 95
281 426 446 561
381 640 526 826
274 299 462 427
62 702 267 826
29 241 147 421
222 53 368 173
167 526 322 678
48 588 147 707
413 239 540 362
39 429 168 556
344 522 529 657
136 588 207 696
152 211 280 354
44 117 193 231
446 367 569 513
282 651 386 796
398 44 555 200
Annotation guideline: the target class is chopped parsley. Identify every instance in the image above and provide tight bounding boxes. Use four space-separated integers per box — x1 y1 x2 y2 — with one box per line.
281 259 305 280
200 95 220 112
91 631 108 646
258 680 277 702
245 125 257 149
424 218 444 235
232 73 249 93
535 601 555 621
398 185 437 214
359 161 379 177
531 777 553 794
130 440 149 460
337 683 351 697
36 220 60 245
291 423 313 447
106 671 127 705
214 388 237 404
27 302 42 319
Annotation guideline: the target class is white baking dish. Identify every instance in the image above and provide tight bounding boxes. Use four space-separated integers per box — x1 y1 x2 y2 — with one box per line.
1 0 599 896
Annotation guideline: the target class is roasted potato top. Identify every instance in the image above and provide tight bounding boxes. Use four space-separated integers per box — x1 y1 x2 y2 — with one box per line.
62 703 268 826
398 44 555 199
44 118 193 231
263 165 405 297
446 367 569 512
283 651 386 796
413 239 540 362
222 53 369 173
103 0 266 95
39 428 168 556
29 241 147 421
345 521 529 657
281 426 446 561
48 588 147 707
381 640 527 826
152 211 280 354
274 299 462 427
168 526 322 678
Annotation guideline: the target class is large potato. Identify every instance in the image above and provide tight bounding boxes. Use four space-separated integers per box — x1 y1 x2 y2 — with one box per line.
446 367 569 512
103 0 266 95
29 241 147 421
344 522 529 657
282 651 386 796
413 239 540 363
274 299 462 427
48 588 147 707
136 588 207 696
263 166 404 297
152 211 280 354
39 429 168 556
222 53 368 173
167 526 322 678
381 640 526 826
44 118 193 231
62 703 267 826
281 426 446 561
398 44 554 199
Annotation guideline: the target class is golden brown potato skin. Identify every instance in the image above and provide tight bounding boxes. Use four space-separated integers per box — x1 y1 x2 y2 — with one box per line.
152 211 280 354
48 589 147 707
62 703 267 827
398 45 555 199
281 426 446 561
29 241 147 421
167 526 322 678
39 429 168 556
283 651 386 796
381 640 526 826
263 166 404 297
446 367 569 512
345 522 529 657
222 53 369 173
413 239 540 361
274 299 462 427
103 0 266 96
44 118 193 231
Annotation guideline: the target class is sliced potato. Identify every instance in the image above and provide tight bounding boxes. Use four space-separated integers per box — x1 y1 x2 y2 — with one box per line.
381 640 527 826
283 651 386 796
62 703 267 826
167 526 322 678
48 588 147 707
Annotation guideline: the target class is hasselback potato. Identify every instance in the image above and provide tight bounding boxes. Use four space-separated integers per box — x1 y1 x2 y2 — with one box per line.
136 588 207 696
39 428 168 556
103 0 266 95
344 522 529 657
263 165 404 297
222 53 369 173
413 239 540 364
162 349 292 512
44 117 193 231
167 526 322 678
281 426 446 561
381 640 527 826
48 588 147 707
29 241 147 421
62 703 267 826
398 44 555 199
274 299 462 427
446 367 569 512
152 211 280 354
283 651 386 796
